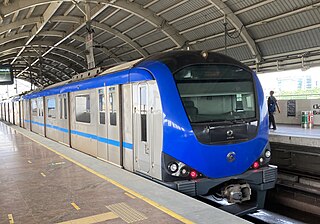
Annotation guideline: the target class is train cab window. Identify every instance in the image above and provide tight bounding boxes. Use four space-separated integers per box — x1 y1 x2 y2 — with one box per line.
31 99 37 116
47 98 56 118
76 95 91 123
99 90 105 124
174 65 256 123
109 89 116 126
140 86 147 142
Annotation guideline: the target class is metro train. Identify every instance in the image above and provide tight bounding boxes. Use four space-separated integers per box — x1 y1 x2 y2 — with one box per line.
0 51 277 215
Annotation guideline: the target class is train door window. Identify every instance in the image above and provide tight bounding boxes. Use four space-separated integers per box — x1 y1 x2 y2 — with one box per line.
99 89 105 124
64 97 67 119
109 87 116 126
140 86 147 142
47 98 56 118
37 98 43 116
75 95 91 123
31 99 37 116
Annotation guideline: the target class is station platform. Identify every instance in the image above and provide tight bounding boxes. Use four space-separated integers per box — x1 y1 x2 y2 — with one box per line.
0 122 250 224
269 124 320 147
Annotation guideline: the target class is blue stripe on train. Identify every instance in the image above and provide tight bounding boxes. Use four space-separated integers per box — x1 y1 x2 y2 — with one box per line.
26 120 132 150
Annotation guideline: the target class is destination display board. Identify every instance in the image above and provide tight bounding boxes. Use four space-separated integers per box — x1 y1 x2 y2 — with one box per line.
0 66 13 85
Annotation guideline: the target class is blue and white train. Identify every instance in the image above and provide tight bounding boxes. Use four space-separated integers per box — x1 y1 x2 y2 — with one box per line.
0 51 277 215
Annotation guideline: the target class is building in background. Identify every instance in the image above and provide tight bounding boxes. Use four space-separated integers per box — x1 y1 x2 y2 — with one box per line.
257 67 320 98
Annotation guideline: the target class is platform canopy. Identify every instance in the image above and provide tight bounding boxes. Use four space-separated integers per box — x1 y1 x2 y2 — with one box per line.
0 0 319 86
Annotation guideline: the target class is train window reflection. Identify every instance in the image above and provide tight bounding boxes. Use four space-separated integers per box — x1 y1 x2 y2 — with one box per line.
99 92 105 124
31 99 37 116
109 92 116 126
38 98 43 117
140 86 147 142
47 98 56 118
64 98 67 119
76 95 91 123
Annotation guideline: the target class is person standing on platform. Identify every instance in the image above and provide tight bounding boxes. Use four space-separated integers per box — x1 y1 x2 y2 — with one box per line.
268 90 280 130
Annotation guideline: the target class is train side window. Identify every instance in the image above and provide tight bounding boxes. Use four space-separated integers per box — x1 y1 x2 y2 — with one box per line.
59 98 63 119
109 89 116 126
75 95 91 123
47 98 56 118
64 98 67 119
31 99 37 116
38 98 43 117
99 91 105 124
140 86 147 142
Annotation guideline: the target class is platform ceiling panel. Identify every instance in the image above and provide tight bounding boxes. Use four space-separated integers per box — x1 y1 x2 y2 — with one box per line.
0 0 320 85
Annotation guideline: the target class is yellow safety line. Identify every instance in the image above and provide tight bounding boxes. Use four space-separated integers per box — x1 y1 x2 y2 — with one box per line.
124 192 136 199
71 202 80 210
40 172 46 177
27 160 32 164
11 126 194 224
8 214 14 224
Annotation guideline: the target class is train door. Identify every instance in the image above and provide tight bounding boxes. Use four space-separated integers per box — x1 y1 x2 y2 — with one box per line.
58 94 69 145
20 100 24 127
9 102 14 124
122 84 133 171
134 83 152 174
24 99 31 130
14 101 20 126
71 90 98 156
97 88 108 161
106 85 122 166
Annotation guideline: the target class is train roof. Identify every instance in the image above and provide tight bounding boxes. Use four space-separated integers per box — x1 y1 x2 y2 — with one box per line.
21 51 251 100
136 50 252 74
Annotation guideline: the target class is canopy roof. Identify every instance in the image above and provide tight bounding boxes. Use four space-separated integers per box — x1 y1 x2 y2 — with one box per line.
0 0 319 86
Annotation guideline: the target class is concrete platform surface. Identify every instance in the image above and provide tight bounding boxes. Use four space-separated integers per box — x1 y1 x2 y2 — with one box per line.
269 124 320 147
0 122 250 224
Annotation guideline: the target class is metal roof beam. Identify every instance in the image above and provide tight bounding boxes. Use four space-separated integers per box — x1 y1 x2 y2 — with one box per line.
72 34 120 63
0 40 87 68
2 0 189 49
156 0 189 16
18 7 35 33
16 4 111 77
11 2 63 65
207 0 261 62
3 0 10 6
92 21 149 57
0 17 42 35
0 52 82 74
112 0 189 49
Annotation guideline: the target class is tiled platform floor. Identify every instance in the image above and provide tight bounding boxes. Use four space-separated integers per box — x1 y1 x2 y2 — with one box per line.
0 122 249 224
0 124 181 224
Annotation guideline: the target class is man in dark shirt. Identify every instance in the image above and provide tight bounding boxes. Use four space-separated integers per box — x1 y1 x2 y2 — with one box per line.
268 91 280 130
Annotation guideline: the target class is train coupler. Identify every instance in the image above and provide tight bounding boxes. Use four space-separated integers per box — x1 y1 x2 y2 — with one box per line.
222 183 251 203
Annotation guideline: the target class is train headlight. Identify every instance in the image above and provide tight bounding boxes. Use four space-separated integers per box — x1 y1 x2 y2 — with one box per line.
180 167 189 177
265 150 271 158
259 157 264 163
168 162 179 173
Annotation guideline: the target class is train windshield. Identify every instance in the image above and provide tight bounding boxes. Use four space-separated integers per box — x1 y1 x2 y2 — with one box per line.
174 65 256 123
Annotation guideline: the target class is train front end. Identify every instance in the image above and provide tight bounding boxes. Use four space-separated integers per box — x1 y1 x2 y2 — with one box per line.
140 51 277 215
